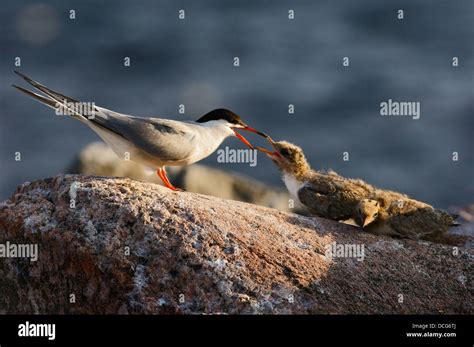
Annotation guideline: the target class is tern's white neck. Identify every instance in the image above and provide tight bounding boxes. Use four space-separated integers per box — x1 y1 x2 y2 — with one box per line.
196 120 235 146
184 119 235 163
282 173 304 201
198 119 235 138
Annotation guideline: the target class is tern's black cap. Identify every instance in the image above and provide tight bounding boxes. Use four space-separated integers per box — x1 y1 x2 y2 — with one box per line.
196 108 245 125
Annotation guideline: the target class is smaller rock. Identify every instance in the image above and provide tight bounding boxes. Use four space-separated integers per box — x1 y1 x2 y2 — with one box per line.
67 142 292 211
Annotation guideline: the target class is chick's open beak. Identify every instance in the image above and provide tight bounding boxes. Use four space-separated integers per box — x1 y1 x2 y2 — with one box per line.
255 146 282 158
355 215 368 228
254 135 282 158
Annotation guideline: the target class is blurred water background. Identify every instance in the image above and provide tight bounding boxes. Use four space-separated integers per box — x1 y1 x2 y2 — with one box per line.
1 0 473 208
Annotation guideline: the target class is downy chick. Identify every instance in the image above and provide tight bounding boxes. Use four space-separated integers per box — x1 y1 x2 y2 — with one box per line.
257 140 375 221
258 140 460 241
355 198 459 241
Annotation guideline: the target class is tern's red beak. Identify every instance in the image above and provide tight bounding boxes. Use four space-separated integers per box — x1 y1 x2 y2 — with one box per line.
240 126 268 138
232 125 268 149
232 129 254 149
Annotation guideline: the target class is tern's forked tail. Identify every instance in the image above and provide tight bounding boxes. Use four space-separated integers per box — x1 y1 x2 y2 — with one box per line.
12 71 94 122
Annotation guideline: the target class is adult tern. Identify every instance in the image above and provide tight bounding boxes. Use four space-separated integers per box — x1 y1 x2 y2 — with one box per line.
12 71 267 191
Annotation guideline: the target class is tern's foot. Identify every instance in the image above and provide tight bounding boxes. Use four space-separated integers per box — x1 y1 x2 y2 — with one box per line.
157 168 185 192
162 182 185 192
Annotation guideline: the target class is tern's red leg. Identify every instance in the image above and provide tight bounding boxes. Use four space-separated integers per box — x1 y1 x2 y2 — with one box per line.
157 168 183 191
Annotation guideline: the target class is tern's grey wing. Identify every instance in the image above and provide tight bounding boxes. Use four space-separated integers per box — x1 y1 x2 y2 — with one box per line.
13 72 197 162
91 110 196 162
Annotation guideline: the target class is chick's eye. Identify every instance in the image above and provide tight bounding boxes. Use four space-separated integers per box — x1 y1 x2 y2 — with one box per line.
280 148 290 157
374 213 379 218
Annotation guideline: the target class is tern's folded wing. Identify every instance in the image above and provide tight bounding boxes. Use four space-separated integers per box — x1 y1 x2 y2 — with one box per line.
92 111 196 162
13 71 197 163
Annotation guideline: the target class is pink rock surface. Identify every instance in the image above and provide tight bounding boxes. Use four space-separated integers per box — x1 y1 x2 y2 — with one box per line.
0 175 472 314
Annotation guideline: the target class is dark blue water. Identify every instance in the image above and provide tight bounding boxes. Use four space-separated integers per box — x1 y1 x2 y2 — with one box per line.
1 0 473 207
